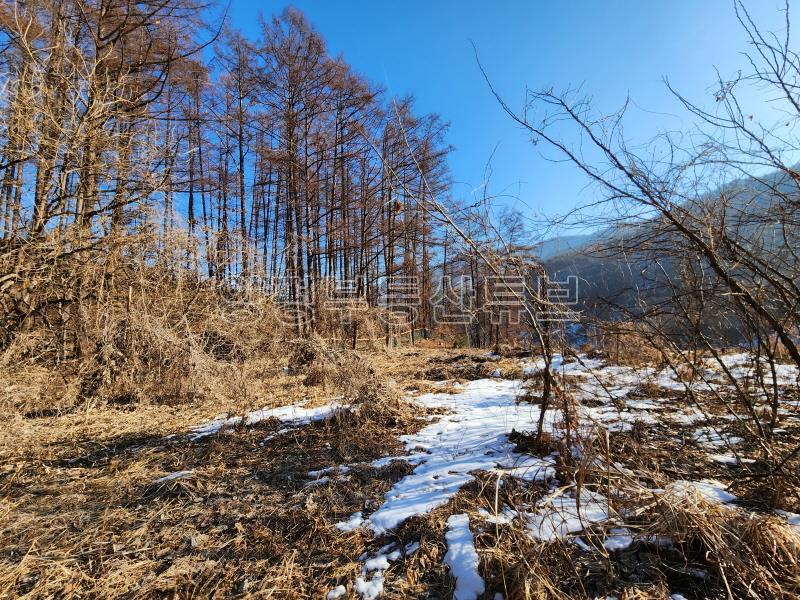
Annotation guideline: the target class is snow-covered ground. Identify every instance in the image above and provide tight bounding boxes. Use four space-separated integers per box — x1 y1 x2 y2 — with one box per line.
187 400 346 440
189 351 798 599
359 379 558 533
526 488 611 542
329 351 799 598
353 353 778 536
444 514 485 600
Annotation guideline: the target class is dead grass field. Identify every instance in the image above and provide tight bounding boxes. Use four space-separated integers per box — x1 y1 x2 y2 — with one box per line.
1 345 799 599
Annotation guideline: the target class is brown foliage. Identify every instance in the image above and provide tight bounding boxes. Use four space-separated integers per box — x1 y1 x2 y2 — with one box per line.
589 322 665 367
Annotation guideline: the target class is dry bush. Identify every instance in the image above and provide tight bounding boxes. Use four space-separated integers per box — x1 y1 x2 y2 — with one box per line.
311 290 378 350
642 492 800 599
288 334 377 392
403 380 461 395
732 470 800 513
419 352 521 382
426 323 470 349
476 470 800 599
767 332 796 362
0 237 292 411
627 381 665 399
0 362 81 416
287 335 415 432
489 418 800 599
509 428 560 455
521 367 564 388
590 322 664 367
89 276 289 405
479 526 590 599
674 361 705 384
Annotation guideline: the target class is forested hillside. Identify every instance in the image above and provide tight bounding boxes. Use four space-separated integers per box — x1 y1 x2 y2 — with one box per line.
544 168 800 330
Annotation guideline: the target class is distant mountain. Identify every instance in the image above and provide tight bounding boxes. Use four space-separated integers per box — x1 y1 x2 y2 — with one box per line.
534 233 599 261
539 168 799 319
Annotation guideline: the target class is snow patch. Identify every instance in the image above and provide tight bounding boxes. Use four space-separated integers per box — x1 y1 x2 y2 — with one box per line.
477 505 517 525
776 510 800 532
444 514 485 600
336 512 364 532
153 470 193 484
354 573 384 599
602 527 634 551
309 465 347 477
365 379 556 532
692 427 743 448
708 453 755 465
188 401 345 440
525 489 610 541
347 542 413 599
667 480 738 504
404 541 420 555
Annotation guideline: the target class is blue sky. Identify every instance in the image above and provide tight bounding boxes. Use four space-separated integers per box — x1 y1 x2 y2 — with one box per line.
227 1 793 231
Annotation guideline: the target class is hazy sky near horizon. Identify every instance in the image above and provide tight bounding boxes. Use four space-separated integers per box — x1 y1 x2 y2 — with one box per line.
228 1 795 231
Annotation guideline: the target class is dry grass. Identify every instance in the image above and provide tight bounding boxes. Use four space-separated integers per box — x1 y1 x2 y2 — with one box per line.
588 322 665 368
2 330 800 599
0 341 427 598
0 419 406 597
636 490 800 599
463 454 800 599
